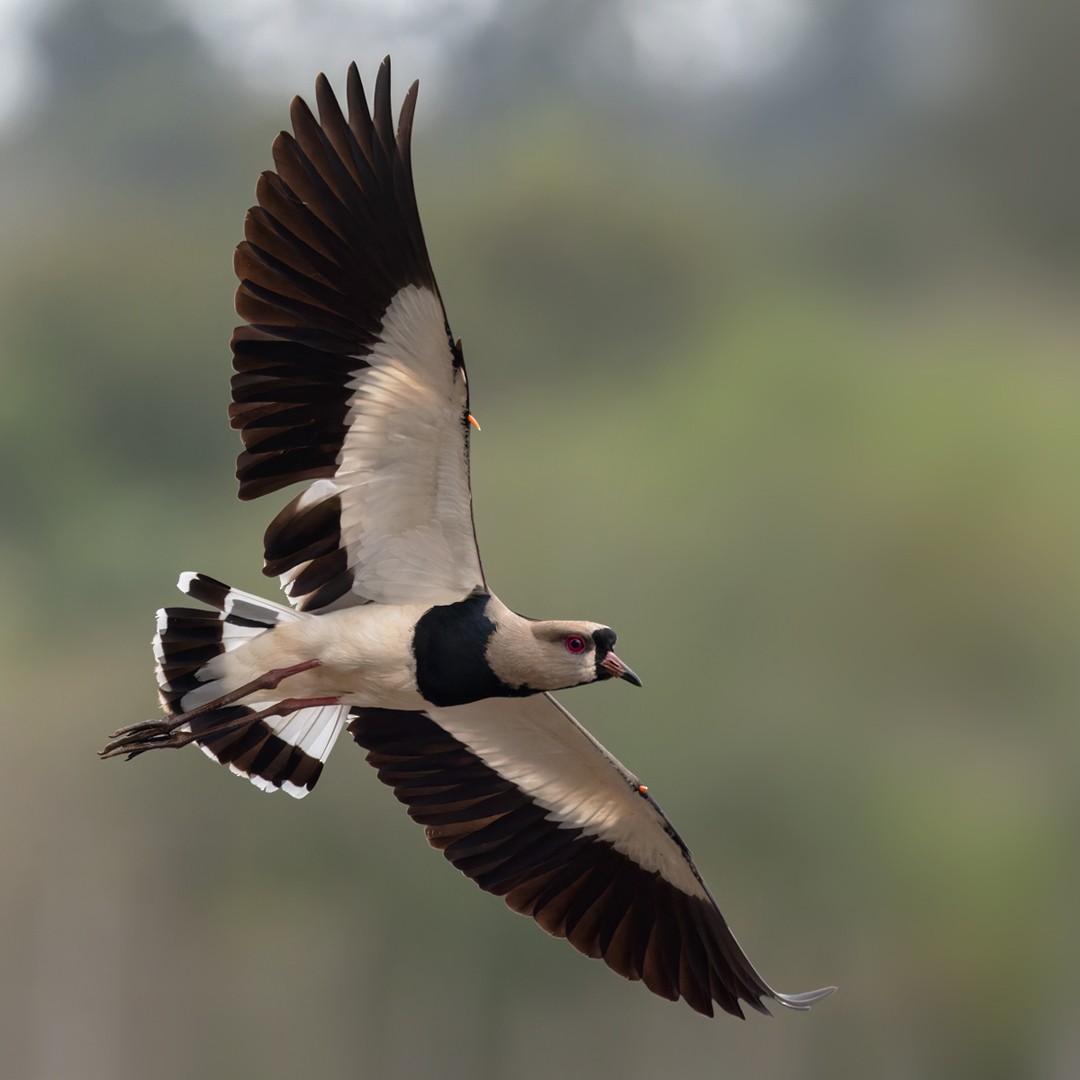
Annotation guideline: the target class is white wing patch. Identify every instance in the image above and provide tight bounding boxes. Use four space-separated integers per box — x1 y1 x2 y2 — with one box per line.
326 284 482 606
428 694 710 900
177 572 302 623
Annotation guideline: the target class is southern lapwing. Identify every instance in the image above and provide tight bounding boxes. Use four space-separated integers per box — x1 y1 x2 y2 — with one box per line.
101 59 835 1019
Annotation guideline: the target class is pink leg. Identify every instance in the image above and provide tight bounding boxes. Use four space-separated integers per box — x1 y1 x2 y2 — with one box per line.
99 660 335 760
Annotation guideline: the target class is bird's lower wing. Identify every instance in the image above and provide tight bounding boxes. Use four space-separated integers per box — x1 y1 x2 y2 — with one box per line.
347 693 834 1018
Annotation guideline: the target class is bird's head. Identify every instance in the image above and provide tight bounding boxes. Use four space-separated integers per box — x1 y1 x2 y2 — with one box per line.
490 619 642 694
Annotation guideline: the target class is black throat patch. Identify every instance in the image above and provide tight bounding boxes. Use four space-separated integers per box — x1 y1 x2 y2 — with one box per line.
412 594 530 707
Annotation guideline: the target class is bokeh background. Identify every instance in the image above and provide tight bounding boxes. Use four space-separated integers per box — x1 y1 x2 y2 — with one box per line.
2 1 1078 1077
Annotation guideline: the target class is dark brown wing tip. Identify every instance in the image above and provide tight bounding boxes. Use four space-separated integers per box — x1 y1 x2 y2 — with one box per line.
375 55 392 105
312 72 335 119
398 80 420 131
346 60 366 111
287 93 306 123
287 91 318 135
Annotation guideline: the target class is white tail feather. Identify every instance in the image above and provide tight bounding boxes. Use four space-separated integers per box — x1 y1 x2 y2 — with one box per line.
197 702 350 798
154 572 344 797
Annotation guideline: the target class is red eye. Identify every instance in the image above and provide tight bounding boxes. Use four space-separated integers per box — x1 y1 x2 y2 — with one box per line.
565 635 587 655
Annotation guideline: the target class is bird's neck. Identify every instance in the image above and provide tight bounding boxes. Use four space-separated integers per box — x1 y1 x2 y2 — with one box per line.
412 593 533 707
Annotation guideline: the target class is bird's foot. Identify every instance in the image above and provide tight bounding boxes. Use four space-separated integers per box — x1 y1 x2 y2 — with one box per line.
99 659 327 760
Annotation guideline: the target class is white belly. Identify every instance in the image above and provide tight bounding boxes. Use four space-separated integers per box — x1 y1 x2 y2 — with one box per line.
211 603 432 709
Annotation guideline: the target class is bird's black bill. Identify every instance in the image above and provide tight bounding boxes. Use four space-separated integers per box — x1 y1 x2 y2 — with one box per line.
600 652 642 687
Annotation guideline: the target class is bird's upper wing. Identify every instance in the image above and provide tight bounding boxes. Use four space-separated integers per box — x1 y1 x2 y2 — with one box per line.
229 59 485 611
348 694 835 1018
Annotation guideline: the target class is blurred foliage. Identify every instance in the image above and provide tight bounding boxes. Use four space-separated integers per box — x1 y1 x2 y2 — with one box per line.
2 1 1078 1079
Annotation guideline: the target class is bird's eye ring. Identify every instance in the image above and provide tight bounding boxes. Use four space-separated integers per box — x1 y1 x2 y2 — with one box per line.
565 635 587 655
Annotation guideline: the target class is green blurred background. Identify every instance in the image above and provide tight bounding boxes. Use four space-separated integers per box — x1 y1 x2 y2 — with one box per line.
2 1 1078 1077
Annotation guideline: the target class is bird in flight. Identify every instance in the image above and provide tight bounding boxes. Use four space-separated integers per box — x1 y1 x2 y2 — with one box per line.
101 59 834 1019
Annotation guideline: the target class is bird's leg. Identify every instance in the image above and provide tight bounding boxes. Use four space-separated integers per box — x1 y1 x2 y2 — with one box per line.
101 694 342 760
99 659 330 760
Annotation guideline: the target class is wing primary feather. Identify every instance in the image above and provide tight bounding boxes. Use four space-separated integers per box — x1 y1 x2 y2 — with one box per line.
371 57 396 168
345 61 374 161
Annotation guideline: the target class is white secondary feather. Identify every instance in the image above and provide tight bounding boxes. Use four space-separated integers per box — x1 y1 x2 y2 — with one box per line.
319 283 483 607
152 610 265 693
427 694 710 901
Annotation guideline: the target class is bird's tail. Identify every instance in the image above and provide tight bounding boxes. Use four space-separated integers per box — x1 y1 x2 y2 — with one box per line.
154 572 348 798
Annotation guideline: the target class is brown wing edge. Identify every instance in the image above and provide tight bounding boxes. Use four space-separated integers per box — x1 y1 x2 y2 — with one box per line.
229 58 442 504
